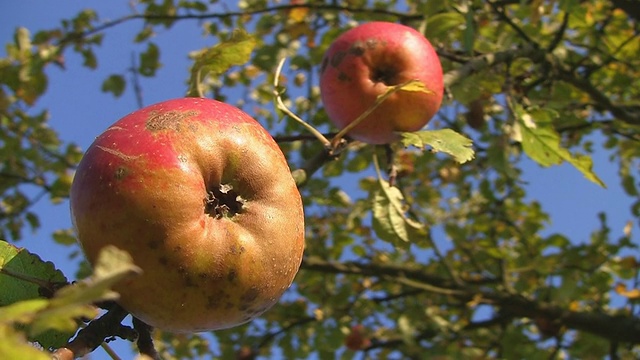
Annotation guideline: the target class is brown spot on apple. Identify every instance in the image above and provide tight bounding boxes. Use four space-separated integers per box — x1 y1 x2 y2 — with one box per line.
146 110 198 132
158 256 169 266
147 239 161 249
227 268 237 282
114 166 129 180
350 41 366 56
330 50 347 67
320 57 328 74
337 72 351 82
240 287 260 308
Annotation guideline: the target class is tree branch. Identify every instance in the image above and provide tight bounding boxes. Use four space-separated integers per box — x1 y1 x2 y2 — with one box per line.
58 4 418 47
302 256 640 344
443 45 545 88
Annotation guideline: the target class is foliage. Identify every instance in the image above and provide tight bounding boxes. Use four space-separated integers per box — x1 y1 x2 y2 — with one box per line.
1 0 640 358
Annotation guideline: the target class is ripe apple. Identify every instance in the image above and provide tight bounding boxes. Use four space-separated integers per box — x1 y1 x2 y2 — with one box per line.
319 21 444 144
69 97 305 332
344 324 371 351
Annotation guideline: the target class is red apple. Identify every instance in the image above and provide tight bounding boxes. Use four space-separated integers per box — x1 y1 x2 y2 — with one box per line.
70 97 305 332
319 21 444 144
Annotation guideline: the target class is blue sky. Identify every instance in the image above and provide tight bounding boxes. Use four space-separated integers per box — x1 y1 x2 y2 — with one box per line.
1 1 638 358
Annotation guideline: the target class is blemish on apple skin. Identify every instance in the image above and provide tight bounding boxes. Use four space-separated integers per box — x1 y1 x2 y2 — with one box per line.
239 286 260 309
227 269 237 282
229 244 246 255
349 41 366 56
145 110 198 132
337 72 351 82
96 145 140 162
330 50 347 67
320 57 328 74
114 167 129 180
206 295 222 309
147 239 161 249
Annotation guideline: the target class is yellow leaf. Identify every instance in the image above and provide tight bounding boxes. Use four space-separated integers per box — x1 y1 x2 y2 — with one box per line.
289 6 309 23
615 282 628 294
614 282 640 299
568 301 580 312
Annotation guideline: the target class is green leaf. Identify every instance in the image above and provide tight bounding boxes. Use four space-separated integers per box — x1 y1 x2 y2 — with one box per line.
400 129 475 163
0 298 49 324
370 155 427 244
0 242 68 307
101 74 126 97
0 245 141 347
514 105 606 188
14 27 32 54
52 229 76 246
80 48 97 69
425 12 465 41
0 242 71 348
0 326 50 360
51 245 142 309
187 29 256 97
139 42 161 77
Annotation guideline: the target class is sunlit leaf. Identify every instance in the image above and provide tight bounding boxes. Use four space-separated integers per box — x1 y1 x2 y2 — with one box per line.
614 282 640 300
0 242 67 307
400 129 475 163
370 155 427 244
377 79 436 101
187 29 256 97
514 105 606 187
0 326 50 360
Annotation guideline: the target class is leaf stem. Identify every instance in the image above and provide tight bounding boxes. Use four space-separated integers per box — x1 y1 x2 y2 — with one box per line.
330 79 422 148
273 58 331 147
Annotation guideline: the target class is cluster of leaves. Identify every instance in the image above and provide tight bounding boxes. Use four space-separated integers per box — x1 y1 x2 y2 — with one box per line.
1 0 640 359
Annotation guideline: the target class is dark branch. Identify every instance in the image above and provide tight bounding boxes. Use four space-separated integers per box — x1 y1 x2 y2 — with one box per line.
58 4 418 47
62 304 135 358
302 256 640 345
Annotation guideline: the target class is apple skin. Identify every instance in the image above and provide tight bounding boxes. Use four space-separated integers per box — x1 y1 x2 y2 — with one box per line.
70 97 305 332
319 21 444 144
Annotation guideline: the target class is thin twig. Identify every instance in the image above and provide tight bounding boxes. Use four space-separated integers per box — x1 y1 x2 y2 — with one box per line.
273 58 331 147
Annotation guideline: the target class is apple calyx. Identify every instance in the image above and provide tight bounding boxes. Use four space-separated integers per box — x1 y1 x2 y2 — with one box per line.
204 184 246 219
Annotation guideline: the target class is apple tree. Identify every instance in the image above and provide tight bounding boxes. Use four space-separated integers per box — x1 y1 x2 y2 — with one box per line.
1 0 640 359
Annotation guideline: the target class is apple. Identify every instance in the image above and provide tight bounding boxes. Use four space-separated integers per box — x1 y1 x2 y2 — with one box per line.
319 21 444 144
344 324 371 351
69 97 305 332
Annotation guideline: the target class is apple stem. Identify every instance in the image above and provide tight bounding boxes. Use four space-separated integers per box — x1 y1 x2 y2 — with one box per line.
273 58 332 148
331 79 422 148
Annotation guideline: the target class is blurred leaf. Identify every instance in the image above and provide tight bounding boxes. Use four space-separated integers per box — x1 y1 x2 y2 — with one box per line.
401 129 475 163
139 42 160 76
425 12 465 41
187 29 256 97
614 282 640 300
52 229 76 246
515 105 606 187
0 326 50 360
101 74 126 97
54 245 141 307
80 48 97 69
